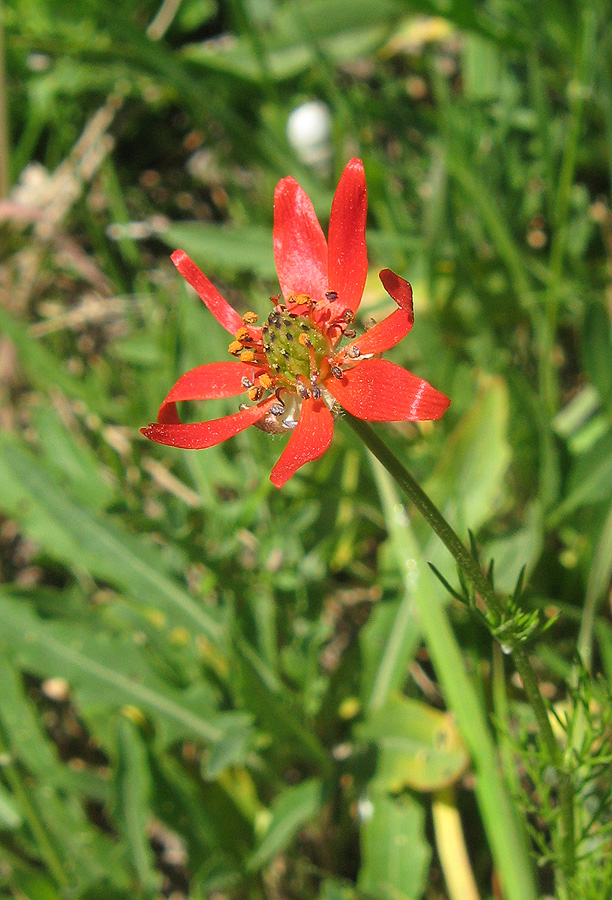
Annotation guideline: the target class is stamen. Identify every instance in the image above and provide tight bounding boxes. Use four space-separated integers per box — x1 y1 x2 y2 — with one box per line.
228 340 243 355
235 326 250 342
344 328 356 338
241 376 254 389
298 333 311 347
248 386 263 401
331 365 344 379
343 309 355 324
326 290 338 300
243 311 258 324
312 386 321 400
346 345 360 359
259 373 273 390
240 350 256 363
297 381 310 399
270 402 285 416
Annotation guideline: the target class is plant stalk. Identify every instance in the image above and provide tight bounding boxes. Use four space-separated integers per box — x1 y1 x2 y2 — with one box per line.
347 415 575 890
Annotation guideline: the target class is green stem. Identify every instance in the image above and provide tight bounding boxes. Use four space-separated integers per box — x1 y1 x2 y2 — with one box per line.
347 415 575 891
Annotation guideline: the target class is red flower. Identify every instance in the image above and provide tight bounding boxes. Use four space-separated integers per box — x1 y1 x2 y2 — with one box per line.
141 159 450 487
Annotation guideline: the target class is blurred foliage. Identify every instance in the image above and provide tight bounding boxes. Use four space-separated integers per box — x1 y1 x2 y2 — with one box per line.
1 0 612 897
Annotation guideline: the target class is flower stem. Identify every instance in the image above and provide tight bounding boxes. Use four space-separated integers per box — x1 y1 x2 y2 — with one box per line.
347 415 575 892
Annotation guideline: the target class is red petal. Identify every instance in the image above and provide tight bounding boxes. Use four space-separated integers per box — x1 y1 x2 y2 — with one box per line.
270 397 334 488
171 249 243 335
142 398 275 449
326 358 450 421
345 269 414 356
273 177 328 303
157 362 262 424
327 159 368 317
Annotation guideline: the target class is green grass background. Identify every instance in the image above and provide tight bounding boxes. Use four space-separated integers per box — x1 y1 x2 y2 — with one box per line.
1 0 612 897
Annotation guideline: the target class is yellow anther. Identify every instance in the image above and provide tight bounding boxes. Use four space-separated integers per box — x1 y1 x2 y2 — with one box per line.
248 386 262 401
242 311 258 325
298 332 311 347
235 326 250 342
259 373 273 390
240 350 256 363
288 293 310 305
228 340 243 356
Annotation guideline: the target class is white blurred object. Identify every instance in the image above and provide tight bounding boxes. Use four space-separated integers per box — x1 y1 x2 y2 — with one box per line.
286 100 332 170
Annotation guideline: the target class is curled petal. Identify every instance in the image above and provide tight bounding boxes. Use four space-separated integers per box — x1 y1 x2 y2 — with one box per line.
326 358 450 421
326 159 368 318
270 397 334 488
346 270 414 357
171 249 243 335
274 177 328 303
158 361 263 424
142 397 276 449
379 268 414 312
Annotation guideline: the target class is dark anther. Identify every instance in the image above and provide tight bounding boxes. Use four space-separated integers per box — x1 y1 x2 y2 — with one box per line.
343 309 355 323
332 365 343 379
298 383 310 399
312 386 321 400
326 290 338 300
241 376 253 388
344 328 356 338
347 346 360 358
270 402 285 416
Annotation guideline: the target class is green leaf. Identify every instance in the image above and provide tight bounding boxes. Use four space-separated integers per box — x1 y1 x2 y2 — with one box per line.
356 694 469 792
582 303 612 407
182 0 405 82
114 718 158 891
360 595 421 713
162 224 277 279
428 376 510 534
0 594 247 749
550 428 612 525
0 782 22 830
31 404 117 511
0 653 60 782
0 432 222 642
247 778 323 872
483 503 544 594
358 784 430 900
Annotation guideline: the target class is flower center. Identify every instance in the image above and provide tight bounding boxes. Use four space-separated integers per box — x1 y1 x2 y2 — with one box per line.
262 310 330 387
